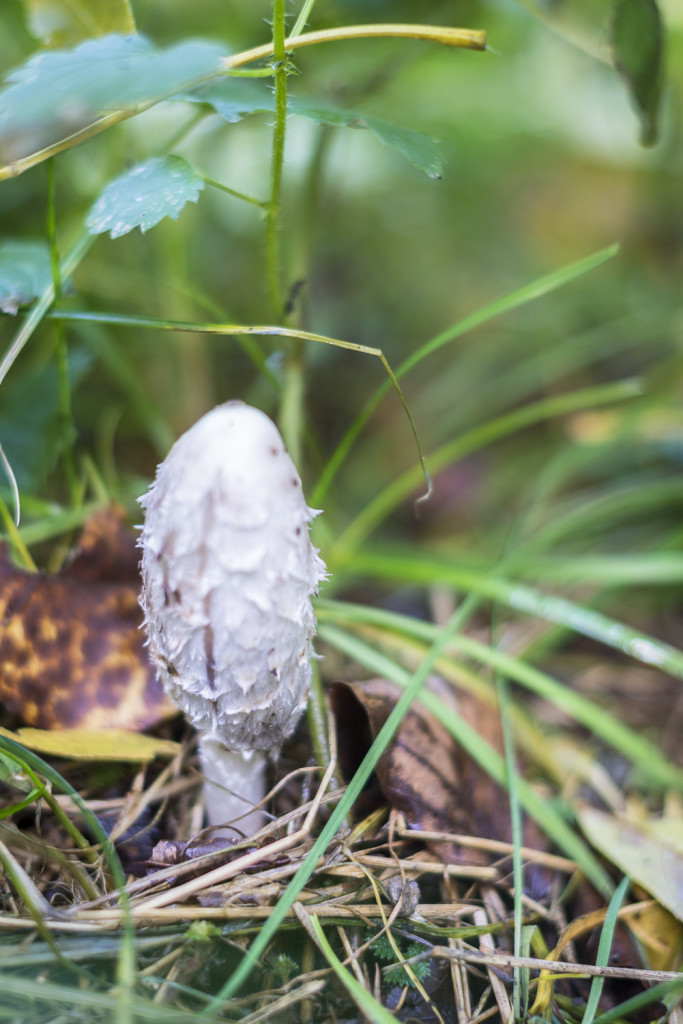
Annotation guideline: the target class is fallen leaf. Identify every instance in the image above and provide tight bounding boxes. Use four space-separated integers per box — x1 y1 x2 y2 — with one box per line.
330 677 510 865
0 726 179 762
576 803 683 921
626 900 683 973
0 507 176 731
62 504 142 583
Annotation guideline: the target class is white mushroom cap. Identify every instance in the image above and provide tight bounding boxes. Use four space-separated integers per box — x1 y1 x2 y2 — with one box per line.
138 402 327 762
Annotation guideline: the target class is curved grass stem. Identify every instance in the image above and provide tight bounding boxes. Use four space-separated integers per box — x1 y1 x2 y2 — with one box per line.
52 309 433 502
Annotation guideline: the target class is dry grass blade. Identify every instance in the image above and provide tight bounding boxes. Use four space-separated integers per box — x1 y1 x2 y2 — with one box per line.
403 947 682 983
89 757 337 916
238 980 327 1024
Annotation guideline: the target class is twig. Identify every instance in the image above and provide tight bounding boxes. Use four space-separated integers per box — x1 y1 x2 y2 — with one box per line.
405 946 682 984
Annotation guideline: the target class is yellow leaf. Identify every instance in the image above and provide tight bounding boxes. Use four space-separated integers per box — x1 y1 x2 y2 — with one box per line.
627 901 683 972
577 803 683 921
0 726 179 762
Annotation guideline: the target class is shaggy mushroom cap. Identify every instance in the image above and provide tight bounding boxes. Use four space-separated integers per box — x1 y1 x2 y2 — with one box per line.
138 401 326 757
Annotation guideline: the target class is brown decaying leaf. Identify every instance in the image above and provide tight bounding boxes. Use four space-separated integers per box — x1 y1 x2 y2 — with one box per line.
0 507 176 730
330 677 512 866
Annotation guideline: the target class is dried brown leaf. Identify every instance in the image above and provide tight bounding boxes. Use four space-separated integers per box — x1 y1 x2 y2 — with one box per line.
0 507 175 730
330 677 508 864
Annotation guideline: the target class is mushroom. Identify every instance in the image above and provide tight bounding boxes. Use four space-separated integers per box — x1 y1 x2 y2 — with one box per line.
138 402 326 834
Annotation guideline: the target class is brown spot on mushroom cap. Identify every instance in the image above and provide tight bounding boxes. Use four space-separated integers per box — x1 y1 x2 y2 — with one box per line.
0 508 176 731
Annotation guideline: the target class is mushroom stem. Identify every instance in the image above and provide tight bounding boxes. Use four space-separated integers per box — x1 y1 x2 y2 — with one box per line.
199 737 267 835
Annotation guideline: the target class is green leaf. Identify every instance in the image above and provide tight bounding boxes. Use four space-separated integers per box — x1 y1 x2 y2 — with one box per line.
0 34 224 166
583 877 631 1024
0 348 91 492
87 156 205 238
23 0 136 48
0 240 52 314
289 98 444 177
180 77 274 122
611 0 665 147
183 82 444 176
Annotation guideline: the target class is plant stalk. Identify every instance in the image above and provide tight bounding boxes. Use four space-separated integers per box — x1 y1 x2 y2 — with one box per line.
266 0 288 322
47 160 78 503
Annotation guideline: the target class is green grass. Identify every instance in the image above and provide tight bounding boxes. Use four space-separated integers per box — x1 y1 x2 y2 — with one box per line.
0 0 681 1020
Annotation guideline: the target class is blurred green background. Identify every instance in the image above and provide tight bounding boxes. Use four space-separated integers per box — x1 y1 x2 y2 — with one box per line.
0 0 681 586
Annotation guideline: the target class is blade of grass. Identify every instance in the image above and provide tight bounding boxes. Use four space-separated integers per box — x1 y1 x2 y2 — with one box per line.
54 309 432 500
316 597 683 791
583 876 631 1024
17 501 104 548
590 978 683 1024
203 593 485 1010
330 377 642 562
291 0 320 37
318 620 614 897
524 474 683 554
0 493 37 570
70 322 174 456
509 552 683 584
343 549 683 683
312 244 619 506
305 911 398 1024
0 442 21 527
0 973 230 1024
0 232 93 387
0 735 135 1024
494 666 524 1017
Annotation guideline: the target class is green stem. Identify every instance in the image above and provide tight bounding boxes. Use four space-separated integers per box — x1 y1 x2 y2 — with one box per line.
267 0 288 321
202 176 268 208
41 785 99 865
280 340 304 466
47 160 78 503
267 1 307 463
291 0 320 38
52 309 432 503
306 660 331 772
0 494 37 570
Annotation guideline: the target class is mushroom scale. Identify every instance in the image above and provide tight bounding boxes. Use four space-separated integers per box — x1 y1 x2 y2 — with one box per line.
138 402 326 829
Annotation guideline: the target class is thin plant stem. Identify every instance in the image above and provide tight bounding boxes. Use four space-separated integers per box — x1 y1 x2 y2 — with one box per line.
306 661 331 773
267 0 288 321
201 176 268 208
266 1 307 466
229 25 487 70
280 340 305 468
51 309 433 501
47 160 78 503
0 736 137 1024
291 0 320 38
0 442 21 528
0 232 93 388
495 670 524 1014
40 786 99 865
0 495 36 570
